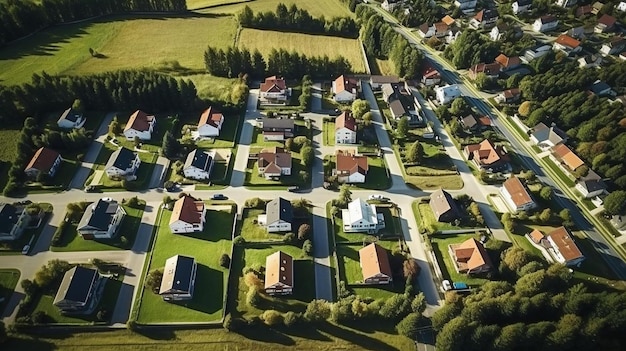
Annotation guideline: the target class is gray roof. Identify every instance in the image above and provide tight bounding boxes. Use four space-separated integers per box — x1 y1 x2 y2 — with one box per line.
516 0 532 6
461 115 478 129
160 255 196 295
0 203 20 234
389 100 407 118
105 147 136 171
265 197 293 225
262 118 294 131
577 170 606 192
590 81 611 95
184 149 213 172
58 108 82 123
429 189 459 221
53 266 99 306
531 123 567 144
77 199 122 232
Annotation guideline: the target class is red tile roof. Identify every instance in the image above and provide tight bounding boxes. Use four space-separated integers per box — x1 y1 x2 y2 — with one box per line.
334 75 358 94
336 150 368 176
503 176 534 208
547 226 584 262
359 243 392 280
552 144 585 171
465 139 509 167
495 54 521 68
555 34 581 49
598 14 617 27
198 107 223 128
124 110 155 132
452 238 492 273
170 196 204 226
335 111 357 132
260 76 286 93
25 147 60 173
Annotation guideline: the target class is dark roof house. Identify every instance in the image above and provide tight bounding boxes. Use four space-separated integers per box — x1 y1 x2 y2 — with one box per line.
429 189 460 222
53 266 101 313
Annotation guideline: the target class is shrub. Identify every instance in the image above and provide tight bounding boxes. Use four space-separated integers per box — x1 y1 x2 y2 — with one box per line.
379 294 411 321
246 287 262 308
302 239 313 256
411 293 427 315
261 310 283 326
125 196 141 208
119 235 128 248
223 313 244 331
298 223 311 241
233 235 246 245
283 232 296 244
283 311 302 327
304 299 331 323
244 197 265 209
21 279 38 296
219 254 231 268
146 269 163 294
32 311 49 324
396 313 422 339
244 272 264 290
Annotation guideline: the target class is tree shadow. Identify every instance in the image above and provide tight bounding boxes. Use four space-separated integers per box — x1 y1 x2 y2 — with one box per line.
279 324 332 341
235 324 295 346
4 336 56 350
317 322 401 351
133 327 176 340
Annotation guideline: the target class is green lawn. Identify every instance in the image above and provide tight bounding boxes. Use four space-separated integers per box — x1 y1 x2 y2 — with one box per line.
244 153 310 188
323 121 336 146
137 205 235 323
239 208 286 242
541 156 576 187
229 244 315 319
0 15 237 86
0 269 20 314
413 202 463 233
237 29 366 73
192 111 241 149
324 155 391 190
429 234 492 287
51 204 144 252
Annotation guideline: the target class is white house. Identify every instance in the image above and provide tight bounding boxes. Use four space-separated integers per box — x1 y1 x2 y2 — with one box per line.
546 227 585 267
575 170 607 198
159 255 197 301
490 23 507 41
259 76 290 105
470 9 499 29
533 15 559 32
104 147 140 179
183 149 215 181
530 123 567 150
512 0 532 14
335 150 368 184
169 195 206 234
600 37 626 55
553 34 582 56
435 85 461 104
258 197 293 233
523 44 553 62
332 75 359 103
257 147 292 179
335 111 357 144
500 176 537 212
197 107 224 137
24 147 62 179
342 199 385 234
57 108 85 129
264 251 294 295
123 110 156 141
0 204 29 241
578 55 602 69
77 198 126 240
618 2 626 11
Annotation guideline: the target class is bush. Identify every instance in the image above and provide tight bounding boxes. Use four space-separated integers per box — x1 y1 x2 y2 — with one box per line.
396 313 422 339
223 313 244 331
261 309 283 326
246 287 262 308
146 269 163 294
96 309 109 321
283 232 296 244
233 236 246 245
411 293 427 315
304 299 331 322
51 220 68 246
283 311 302 327
298 223 311 241
124 196 142 208
32 311 49 324
244 272 264 290
219 254 231 268
21 279 38 296
245 197 266 209
34 259 70 288
302 239 313 256
379 294 411 321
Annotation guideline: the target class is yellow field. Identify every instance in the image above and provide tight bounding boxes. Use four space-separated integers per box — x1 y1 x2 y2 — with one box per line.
192 0 353 17
238 29 366 73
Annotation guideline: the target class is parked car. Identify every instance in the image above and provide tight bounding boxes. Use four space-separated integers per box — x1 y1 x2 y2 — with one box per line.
287 186 301 193
328 108 341 116
22 245 30 255
442 279 452 291
368 194 388 201
211 194 228 200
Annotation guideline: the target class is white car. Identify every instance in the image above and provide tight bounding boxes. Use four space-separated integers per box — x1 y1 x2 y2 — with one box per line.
368 194 385 201
442 280 452 291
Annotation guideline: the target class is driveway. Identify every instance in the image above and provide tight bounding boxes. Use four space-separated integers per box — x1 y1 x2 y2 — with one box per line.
230 89 260 187
69 112 115 190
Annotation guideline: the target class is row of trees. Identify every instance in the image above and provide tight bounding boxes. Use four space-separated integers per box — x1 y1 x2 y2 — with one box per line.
0 0 186 47
0 70 199 127
443 30 499 70
237 4 359 38
357 5 423 79
204 46 352 79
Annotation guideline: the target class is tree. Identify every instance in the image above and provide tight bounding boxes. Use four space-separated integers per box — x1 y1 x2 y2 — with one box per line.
379 294 411 321
298 223 311 240
362 111 373 126
518 101 532 117
403 259 421 282
538 208 552 223
219 254 230 268
283 311 301 327
338 184 352 207
300 145 314 168
302 239 313 256
21 279 37 295
244 272 264 290
396 116 409 140
604 191 626 215
351 99 370 119
71 99 84 112
501 212 515 232
304 299 331 322
406 141 424 164
474 72 493 90
108 116 120 136
411 293 427 314
559 209 573 227
450 97 469 116
435 316 471 351
539 186 553 201
161 131 180 159
396 313 422 339
261 310 283 326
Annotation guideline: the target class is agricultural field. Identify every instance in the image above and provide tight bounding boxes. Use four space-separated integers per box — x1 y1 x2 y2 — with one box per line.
237 29 367 73
0 15 237 86
193 0 354 18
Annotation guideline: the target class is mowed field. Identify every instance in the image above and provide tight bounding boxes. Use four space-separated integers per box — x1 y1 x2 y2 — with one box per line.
191 0 353 17
0 14 237 86
238 29 366 73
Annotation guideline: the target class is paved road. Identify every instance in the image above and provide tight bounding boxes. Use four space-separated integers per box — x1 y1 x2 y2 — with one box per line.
230 89 259 187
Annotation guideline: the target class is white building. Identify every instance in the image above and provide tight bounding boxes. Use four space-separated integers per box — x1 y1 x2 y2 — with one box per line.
332 75 359 103
183 149 215 181
335 111 357 144
258 198 293 233
435 85 462 105
342 199 384 234
159 255 197 301
546 227 585 267
335 150 368 184
197 107 224 137
533 16 559 32
123 110 156 141
57 108 85 129
104 147 141 179
259 76 290 105
169 196 206 234
500 176 537 212
512 0 532 14
618 2 626 11
575 170 607 198
77 198 126 240
0 204 29 241
454 0 477 12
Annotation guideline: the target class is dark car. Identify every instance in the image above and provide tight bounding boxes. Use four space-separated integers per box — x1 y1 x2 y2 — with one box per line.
212 194 228 200
328 108 341 116
287 186 303 193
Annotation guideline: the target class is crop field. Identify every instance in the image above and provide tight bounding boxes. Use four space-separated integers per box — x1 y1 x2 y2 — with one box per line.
0 15 237 86
193 0 353 18
237 29 367 73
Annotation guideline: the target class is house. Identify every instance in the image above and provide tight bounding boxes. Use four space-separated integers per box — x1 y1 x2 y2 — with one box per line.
197 107 224 137
470 9 499 29
335 150 368 184
342 198 385 234
169 196 206 234
576 170 607 198
257 147 292 178
382 83 419 120
495 88 522 104
53 266 102 313
495 54 521 71
552 144 585 172
468 62 501 80
546 227 585 267
369 75 400 90
553 34 582 56
523 44 553 62
500 176 537 212
261 118 294 141
417 22 449 39
77 198 126 240
529 229 546 244
57 108 85 129
359 243 393 285
578 54 602 68
618 2 626 11
460 114 480 132
529 122 567 150
576 5 593 18
421 63 441 86
449 238 493 274
490 23 507 41
556 0 577 7
464 139 510 172
264 251 294 295
567 26 590 40
333 75 359 103
183 149 215 181
441 15 456 27
123 110 156 141
595 14 617 33
454 0 477 12
589 80 613 96
429 189 460 223
258 197 293 233
104 147 140 179
24 147 62 179
259 76 290 104
335 111 357 144
600 37 626 55
0 204 29 241
159 255 197 301
435 85 462 104
533 15 559 32
592 1 605 14
512 0 532 14
446 27 462 43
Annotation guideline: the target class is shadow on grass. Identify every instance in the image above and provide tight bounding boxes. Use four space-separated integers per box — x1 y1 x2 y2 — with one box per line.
292 260 316 303
317 322 401 351
5 337 55 350
179 210 233 242
235 324 296 346
279 324 332 341
171 264 223 315
134 327 176 340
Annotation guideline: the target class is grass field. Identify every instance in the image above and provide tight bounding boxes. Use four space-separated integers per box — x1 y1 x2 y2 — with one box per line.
239 208 286 242
323 121 336 146
137 205 234 323
237 29 366 73
0 269 20 314
414 202 464 233
0 15 237 86
177 74 238 101
194 0 354 18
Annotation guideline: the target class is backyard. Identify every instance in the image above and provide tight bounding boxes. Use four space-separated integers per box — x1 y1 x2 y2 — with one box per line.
324 155 391 190
0 269 20 314
332 205 402 243
136 205 235 323
412 201 464 234
239 208 287 242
